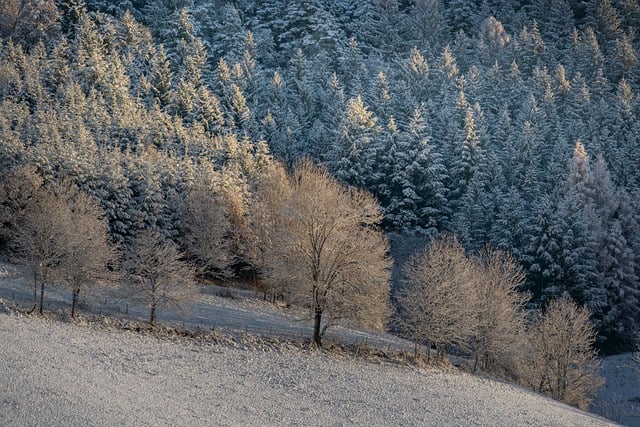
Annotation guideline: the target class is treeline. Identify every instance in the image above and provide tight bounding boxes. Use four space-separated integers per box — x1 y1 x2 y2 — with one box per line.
0 1 638 350
0 161 603 410
62 0 640 351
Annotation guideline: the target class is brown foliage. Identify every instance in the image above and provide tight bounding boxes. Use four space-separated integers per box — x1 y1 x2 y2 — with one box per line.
3 170 116 316
397 238 530 373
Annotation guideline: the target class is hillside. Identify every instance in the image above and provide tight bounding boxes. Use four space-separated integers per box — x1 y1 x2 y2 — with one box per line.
1 0 639 352
0 311 615 427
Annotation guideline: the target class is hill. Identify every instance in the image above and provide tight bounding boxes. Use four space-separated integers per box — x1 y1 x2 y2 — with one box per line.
0 311 615 426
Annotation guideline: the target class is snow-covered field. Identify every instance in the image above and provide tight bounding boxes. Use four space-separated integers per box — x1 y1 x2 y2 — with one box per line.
0 311 615 427
0 262 629 426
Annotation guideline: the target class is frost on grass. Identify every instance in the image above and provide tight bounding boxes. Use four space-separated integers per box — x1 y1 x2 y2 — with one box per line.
0 311 615 427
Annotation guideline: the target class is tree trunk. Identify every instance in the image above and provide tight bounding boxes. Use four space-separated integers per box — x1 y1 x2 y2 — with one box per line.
39 280 45 315
71 287 79 318
149 303 156 326
33 269 37 304
313 308 322 347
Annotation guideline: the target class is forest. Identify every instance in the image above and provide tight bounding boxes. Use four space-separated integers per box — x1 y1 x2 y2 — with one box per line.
0 0 639 358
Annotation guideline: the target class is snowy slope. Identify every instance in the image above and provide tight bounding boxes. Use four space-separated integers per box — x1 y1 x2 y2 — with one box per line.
593 353 640 426
0 312 615 427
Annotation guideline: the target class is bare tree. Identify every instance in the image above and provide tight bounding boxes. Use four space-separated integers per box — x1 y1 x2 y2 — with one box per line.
10 184 71 313
395 234 478 361
181 184 233 280
523 297 603 409
472 247 530 374
58 183 117 318
246 163 291 300
250 160 392 346
122 229 197 326
4 172 118 317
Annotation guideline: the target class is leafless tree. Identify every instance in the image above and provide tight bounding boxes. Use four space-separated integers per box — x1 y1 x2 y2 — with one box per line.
181 184 233 280
58 183 117 317
245 163 291 299
250 160 392 346
122 229 197 326
395 234 478 361
3 171 116 316
472 247 530 375
522 296 603 410
10 184 71 313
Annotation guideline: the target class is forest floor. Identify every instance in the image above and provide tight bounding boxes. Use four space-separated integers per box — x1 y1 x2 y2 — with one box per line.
0 262 633 426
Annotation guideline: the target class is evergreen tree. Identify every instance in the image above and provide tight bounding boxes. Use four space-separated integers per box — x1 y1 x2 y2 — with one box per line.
595 220 639 350
329 95 382 189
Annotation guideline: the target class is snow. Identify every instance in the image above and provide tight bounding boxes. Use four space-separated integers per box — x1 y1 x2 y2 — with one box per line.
0 312 615 427
593 353 640 426
0 262 618 426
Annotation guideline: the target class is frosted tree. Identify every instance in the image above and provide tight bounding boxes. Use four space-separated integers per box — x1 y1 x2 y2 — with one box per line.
180 184 233 281
10 182 72 314
143 44 174 109
383 107 448 234
521 197 564 301
490 186 528 256
193 85 225 135
202 4 246 62
250 161 391 346
525 0 574 52
522 297 603 409
595 220 639 350
454 173 495 250
0 165 42 249
0 0 60 47
356 0 410 58
123 148 174 240
122 228 197 326
396 234 478 360
477 16 511 65
446 0 480 36
571 28 605 79
448 107 486 208
398 47 430 106
409 0 447 54
613 34 638 81
329 95 383 189
261 70 304 166
472 247 529 374
57 182 117 318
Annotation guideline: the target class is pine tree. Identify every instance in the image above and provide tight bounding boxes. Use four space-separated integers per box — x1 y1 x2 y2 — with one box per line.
383 107 448 234
329 95 382 189
595 220 639 351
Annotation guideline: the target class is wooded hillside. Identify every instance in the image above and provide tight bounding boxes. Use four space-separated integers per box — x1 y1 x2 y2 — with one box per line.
0 0 639 352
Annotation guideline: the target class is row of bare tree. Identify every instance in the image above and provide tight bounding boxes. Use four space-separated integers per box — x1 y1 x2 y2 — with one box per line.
0 161 602 409
0 161 390 338
396 235 603 409
0 166 196 324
